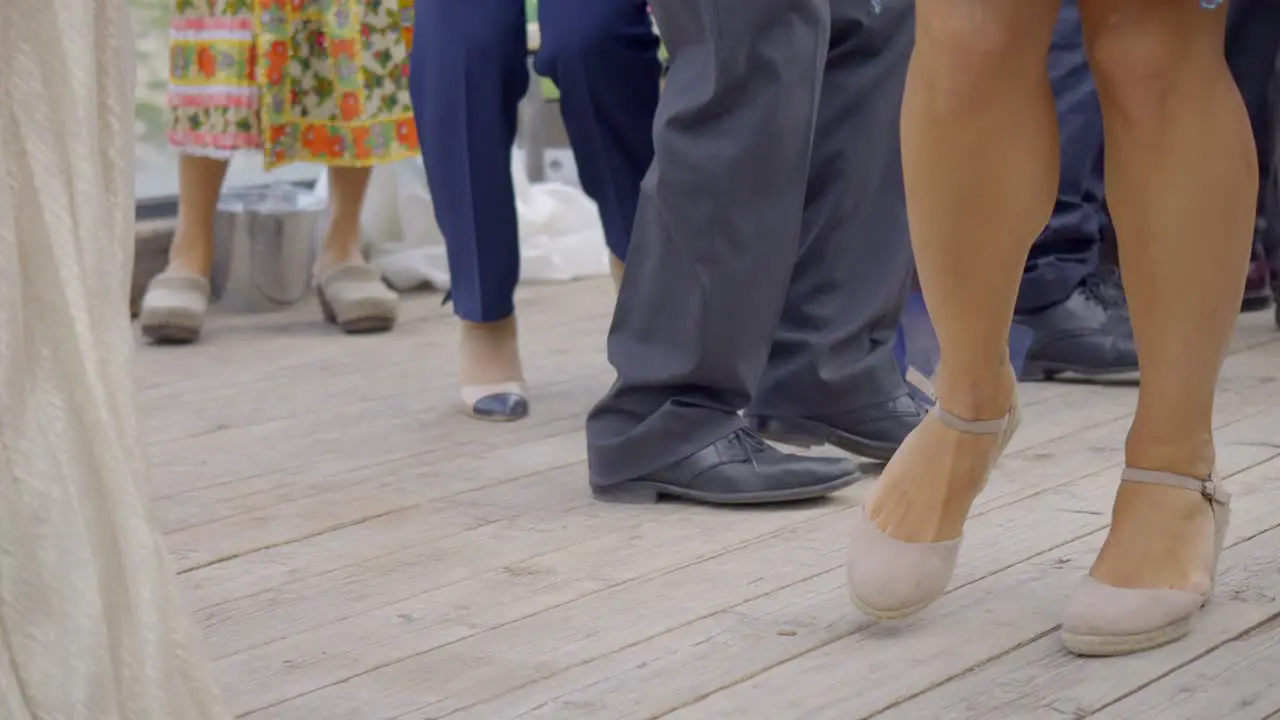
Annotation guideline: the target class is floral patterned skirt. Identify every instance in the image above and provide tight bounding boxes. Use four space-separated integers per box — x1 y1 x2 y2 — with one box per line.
168 0 419 170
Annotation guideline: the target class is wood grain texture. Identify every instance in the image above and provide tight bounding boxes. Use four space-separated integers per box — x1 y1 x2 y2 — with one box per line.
135 282 1280 719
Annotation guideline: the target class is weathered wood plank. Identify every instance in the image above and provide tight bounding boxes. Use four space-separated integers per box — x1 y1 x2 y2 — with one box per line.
1091 615 1280 720
401 410 1280 720
128 280 1280 719
656 450 1280 720
234 360 1280 719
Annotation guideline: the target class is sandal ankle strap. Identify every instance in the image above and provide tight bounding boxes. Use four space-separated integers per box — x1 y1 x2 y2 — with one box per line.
1120 467 1231 506
908 366 1015 436
933 406 1010 435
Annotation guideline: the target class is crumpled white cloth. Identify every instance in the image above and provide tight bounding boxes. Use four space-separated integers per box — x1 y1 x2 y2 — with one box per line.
341 152 610 292
0 1 229 718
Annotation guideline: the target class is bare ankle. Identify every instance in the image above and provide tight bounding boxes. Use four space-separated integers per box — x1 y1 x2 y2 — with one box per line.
317 228 364 273
460 317 522 386
462 316 517 339
932 361 1016 421
166 229 213 278
609 255 625 290
1124 426 1216 480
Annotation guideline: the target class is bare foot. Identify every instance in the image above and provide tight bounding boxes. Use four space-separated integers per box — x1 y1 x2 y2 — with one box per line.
1088 480 1218 594
865 366 1017 544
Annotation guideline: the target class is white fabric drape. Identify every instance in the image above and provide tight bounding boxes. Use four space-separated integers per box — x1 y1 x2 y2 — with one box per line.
0 1 229 717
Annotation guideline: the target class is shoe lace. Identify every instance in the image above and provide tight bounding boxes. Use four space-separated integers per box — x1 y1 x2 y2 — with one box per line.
1083 267 1128 312
1081 266 1138 337
735 428 769 471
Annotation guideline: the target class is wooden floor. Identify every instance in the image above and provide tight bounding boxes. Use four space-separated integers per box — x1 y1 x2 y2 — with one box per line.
138 278 1280 720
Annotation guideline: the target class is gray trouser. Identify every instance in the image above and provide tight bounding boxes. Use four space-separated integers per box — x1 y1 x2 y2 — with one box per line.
585 0 916 485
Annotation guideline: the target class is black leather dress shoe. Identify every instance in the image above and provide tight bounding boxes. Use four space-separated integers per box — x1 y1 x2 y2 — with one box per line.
591 428 860 505
745 394 925 462
1016 272 1138 381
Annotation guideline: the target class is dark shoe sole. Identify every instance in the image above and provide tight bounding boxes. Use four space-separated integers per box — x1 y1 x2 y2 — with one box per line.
748 416 898 463
591 472 861 505
1020 361 1140 382
318 289 397 334
337 316 397 334
141 323 200 345
1242 292 1272 313
466 410 527 423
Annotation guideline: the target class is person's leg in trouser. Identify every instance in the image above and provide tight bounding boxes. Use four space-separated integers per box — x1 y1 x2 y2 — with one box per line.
412 0 531 420
1225 0 1280 312
746 0 924 463
1015 0 1138 381
535 0 661 286
586 0 862 504
412 0 659 421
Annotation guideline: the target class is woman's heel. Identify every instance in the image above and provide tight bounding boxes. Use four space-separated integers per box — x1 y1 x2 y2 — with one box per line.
1061 468 1231 656
846 396 1020 620
459 317 528 422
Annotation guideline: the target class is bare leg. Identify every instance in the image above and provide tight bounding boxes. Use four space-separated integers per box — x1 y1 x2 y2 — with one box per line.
167 154 230 277
138 154 229 342
317 166 373 271
1081 0 1254 592
460 315 525 390
310 166 399 334
448 180 633 412
609 253 624 290
865 0 1061 544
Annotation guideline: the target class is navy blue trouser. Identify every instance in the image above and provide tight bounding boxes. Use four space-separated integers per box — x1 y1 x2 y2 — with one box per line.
410 0 661 322
1019 0 1280 313
1228 0 1280 224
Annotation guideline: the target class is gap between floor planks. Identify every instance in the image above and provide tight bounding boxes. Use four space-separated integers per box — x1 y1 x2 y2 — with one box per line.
143 289 614 501
189 371 1162 666
189 325 1280 712
140 282 1279 718
253 405 1280 720
437 409 1280 720
179 330 1274 627
161 281 1082 606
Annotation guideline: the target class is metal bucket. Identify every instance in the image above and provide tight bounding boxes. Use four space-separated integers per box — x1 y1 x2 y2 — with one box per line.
210 184 326 313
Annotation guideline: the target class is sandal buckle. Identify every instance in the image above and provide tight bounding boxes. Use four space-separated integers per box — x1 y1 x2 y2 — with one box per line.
1201 480 1217 501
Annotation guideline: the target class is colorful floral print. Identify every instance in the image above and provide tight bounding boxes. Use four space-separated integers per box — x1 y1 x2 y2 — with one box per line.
168 0 418 169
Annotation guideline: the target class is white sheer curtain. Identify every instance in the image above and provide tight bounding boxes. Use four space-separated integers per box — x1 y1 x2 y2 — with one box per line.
0 0 228 717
